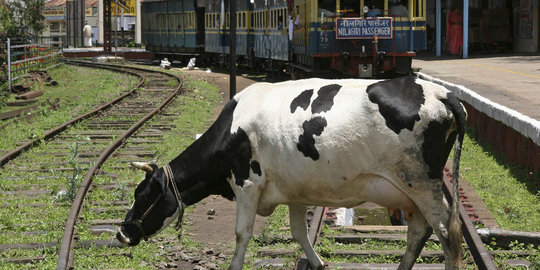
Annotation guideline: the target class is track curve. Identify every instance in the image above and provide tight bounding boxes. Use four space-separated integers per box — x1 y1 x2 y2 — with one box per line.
0 61 183 269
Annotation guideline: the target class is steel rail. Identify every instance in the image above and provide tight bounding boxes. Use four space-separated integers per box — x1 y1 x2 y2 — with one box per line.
56 62 183 270
0 61 145 168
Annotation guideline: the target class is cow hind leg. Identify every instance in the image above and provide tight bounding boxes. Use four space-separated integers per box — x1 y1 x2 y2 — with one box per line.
398 210 433 270
289 204 325 270
413 185 462 270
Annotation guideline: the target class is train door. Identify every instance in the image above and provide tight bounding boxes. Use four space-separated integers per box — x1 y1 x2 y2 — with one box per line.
292 0 309 56
196 0 205 48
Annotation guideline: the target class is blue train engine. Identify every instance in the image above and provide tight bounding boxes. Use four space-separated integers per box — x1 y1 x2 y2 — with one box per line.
292 0 426 77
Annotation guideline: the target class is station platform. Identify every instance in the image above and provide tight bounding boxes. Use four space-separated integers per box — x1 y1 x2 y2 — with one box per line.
412 55 540 174
62 47 155 60
413 55 540 121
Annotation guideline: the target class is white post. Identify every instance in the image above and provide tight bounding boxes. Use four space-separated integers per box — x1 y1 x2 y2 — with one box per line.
7 38 11 91
135 0 141 46
98 0 104 45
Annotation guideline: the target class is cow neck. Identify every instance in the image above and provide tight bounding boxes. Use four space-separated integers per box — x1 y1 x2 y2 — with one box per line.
166 100 238 205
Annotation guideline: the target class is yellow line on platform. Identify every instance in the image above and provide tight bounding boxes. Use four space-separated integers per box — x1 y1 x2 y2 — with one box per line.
471 63 540 79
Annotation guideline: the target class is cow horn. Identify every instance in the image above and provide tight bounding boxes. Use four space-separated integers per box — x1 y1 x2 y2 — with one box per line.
131 162 153 173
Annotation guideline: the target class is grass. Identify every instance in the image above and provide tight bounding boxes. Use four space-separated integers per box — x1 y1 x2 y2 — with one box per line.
0 64 139 151
459 130 540 232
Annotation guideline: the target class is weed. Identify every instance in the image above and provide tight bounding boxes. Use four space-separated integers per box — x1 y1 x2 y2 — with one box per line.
166 78 179 87
54 136 90 202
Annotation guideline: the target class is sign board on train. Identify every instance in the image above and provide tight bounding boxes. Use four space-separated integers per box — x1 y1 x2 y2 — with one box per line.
336 17 393 39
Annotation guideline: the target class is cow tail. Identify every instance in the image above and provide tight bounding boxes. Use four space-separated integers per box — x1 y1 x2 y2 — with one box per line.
445 94 466 267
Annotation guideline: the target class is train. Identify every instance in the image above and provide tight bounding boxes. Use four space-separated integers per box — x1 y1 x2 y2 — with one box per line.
141 0 427 78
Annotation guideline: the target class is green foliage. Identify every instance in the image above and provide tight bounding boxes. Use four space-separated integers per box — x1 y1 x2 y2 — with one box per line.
1 0 46 36
0 3 14 36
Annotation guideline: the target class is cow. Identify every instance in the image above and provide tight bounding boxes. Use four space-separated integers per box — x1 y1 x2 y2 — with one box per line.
117 76 467 270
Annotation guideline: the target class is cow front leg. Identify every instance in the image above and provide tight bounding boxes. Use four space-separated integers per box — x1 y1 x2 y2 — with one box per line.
398 209 433 270
289 204 325 270
229 189 259 270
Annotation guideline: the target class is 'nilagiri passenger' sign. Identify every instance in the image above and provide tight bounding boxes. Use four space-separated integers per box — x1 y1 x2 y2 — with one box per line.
336 17 393 39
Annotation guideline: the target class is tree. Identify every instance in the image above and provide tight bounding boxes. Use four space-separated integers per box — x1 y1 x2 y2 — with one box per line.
23 0 46 35
0 0 46 37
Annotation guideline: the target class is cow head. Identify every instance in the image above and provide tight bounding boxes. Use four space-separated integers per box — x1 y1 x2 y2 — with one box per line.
117 162 184 246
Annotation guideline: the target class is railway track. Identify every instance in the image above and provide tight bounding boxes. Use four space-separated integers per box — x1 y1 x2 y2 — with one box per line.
0 61 183 269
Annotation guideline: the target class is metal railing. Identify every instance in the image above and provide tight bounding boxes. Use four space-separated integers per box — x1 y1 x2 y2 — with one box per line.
6 36 63 90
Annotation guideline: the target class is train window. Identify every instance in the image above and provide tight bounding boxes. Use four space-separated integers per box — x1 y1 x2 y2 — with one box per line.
319 0 336 16
272 10 276 29
242 13 246 28
157 14 164 29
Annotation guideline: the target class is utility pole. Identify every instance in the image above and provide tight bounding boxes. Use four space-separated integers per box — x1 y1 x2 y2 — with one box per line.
229 0 236 99
104 0 112 53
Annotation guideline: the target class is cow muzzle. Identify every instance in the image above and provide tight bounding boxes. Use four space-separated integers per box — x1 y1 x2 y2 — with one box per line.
116 226 142 246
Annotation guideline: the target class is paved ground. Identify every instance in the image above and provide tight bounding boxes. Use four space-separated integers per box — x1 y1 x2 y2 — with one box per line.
413 54 540 121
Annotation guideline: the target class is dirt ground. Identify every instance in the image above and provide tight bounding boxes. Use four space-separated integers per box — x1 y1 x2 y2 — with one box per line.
176 68 268 249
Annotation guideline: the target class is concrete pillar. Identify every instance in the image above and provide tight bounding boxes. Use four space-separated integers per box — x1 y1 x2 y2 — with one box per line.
408 0 414 51
463 0 469 58
135 0 141 46
436 0 441 56
98 0 104 45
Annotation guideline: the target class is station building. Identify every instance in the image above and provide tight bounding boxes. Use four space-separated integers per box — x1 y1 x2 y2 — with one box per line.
43 0 139 47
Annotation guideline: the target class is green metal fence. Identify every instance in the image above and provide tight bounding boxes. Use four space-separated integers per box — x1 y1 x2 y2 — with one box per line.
7 36 63 90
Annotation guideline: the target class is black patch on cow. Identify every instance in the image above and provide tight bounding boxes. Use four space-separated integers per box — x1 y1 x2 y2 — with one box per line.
422 118 453 179
297 116 327 160
290 89 313 113
366 77 425 134
311 84 342 114
226 127 254 186
250 160 262 176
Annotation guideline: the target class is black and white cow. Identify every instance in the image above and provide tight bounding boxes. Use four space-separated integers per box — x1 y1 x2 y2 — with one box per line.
117 76 466 270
